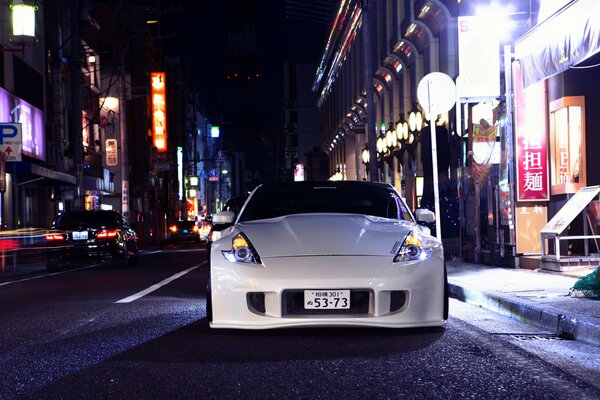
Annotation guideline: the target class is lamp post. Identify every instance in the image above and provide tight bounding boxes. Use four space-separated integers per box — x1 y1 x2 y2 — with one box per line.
361 145 370 178
9 0 37 46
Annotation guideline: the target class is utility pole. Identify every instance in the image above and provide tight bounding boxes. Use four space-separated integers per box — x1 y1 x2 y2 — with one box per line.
70 0 84 209
118 41 129 219
361 0 378 182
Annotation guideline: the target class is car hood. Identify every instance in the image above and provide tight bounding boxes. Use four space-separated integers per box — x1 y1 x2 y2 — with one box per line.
235 214 417 258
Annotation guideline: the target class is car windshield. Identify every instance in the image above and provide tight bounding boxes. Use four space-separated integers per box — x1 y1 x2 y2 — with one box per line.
223 196 248 214
53 211 123 229
238 182 413 222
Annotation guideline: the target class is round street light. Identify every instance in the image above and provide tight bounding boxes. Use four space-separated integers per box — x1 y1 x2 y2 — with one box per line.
376 134 385 155
385 128 396 150
361 146 370 165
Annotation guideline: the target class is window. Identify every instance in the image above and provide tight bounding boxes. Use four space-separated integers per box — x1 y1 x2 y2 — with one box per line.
549 96 585 195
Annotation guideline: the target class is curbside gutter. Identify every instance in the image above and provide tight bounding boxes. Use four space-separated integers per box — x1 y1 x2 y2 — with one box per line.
448 281 600 347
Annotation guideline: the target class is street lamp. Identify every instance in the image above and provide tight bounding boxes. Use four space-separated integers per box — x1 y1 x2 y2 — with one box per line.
10 0 37 44
396 113 409 142
376 132 386 158
408 105 423 133
385 126 397 152
361 145 370 178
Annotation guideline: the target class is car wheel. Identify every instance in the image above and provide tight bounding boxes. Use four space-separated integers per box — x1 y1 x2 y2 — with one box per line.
443 263 449 320
206 277 213 324
121 244 133 268
130 243 140 266
46 262 60 273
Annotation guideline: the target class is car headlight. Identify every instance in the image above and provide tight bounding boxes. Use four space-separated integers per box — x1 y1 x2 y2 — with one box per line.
210 229 223 242
393 230 435 262
222 232 262 264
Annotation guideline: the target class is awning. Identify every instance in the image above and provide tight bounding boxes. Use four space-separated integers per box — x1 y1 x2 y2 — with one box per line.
515 0 600 87
14 161 76 185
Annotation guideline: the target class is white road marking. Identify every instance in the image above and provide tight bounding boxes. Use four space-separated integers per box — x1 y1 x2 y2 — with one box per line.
115 265 199 303
0 263 103 287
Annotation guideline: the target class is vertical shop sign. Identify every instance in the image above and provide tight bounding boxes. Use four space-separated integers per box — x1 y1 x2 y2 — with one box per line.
513 62 549 201
105 138 118 166
294 163 305 181
457 16 500 98
150 72 167 152
515 203 548 254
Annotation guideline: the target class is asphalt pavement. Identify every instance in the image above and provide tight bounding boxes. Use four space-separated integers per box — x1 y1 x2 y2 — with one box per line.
1 253 598 346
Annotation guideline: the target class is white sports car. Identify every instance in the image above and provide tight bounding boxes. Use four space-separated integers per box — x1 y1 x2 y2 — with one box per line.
207 181 447 329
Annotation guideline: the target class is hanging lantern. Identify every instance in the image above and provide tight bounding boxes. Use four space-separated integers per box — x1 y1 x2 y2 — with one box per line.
11 0 38 43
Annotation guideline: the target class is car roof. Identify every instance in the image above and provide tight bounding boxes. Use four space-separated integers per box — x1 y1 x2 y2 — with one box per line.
253 180 394 192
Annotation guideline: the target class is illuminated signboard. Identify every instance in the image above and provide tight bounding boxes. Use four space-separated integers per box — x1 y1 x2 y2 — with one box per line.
105 138 118 166
0 86 45 161
294 163 305 181
457 16 500 99
151 72 167 152
513 62 549 202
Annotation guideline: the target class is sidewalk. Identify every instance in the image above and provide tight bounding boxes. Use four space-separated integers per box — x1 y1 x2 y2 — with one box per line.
448 260 600 346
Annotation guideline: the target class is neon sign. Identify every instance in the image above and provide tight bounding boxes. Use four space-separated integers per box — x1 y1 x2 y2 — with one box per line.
151 72 167 152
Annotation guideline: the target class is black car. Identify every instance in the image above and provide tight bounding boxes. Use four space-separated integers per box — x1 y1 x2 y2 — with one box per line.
169 220 201 242
45 210 140 271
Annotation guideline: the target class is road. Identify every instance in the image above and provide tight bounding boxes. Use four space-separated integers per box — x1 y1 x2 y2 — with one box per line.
0 243 599 399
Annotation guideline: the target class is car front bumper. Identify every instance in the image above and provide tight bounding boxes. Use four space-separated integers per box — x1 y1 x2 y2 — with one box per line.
210 252 446 329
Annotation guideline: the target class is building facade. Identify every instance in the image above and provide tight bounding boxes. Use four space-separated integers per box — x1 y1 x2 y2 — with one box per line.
314 0 600 266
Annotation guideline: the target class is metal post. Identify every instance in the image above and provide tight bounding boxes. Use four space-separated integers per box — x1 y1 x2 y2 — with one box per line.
70 0 84 210
361 1 378 182
119 48 129 220
429 121 442 240
503 45 517 256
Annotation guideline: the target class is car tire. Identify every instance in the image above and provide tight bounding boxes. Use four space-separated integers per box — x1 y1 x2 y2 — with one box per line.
130 244 140 266
206 277 213 324
443 263 449 320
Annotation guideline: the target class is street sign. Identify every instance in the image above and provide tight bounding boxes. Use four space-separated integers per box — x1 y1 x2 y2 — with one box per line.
416 73 457 240
417 72 457 116
106 138 118 166
0 123 22 162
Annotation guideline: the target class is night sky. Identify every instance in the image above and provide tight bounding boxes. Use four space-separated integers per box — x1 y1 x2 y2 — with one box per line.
161 0 331 123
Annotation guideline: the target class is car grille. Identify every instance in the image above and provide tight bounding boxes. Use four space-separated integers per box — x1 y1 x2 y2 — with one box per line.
281 289 370 316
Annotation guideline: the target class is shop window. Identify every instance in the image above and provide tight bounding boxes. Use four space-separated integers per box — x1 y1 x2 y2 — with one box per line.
549 96 585 195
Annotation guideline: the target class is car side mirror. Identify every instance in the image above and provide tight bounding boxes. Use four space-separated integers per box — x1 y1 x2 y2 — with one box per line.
212 210 235 224
415 209 435 223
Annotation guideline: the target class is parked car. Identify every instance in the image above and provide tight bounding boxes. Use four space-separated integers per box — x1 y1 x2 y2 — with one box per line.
169 220 201 242
207 181 447 329
197 220 212 242
45 210 140 271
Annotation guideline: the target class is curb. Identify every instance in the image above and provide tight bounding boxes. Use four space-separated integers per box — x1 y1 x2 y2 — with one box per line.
448 281 600 347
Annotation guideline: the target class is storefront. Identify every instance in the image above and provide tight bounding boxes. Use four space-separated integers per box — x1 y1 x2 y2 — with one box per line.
513 0 600 262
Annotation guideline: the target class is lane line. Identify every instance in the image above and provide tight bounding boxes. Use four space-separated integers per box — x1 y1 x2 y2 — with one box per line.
0 263 103 287
115 265 200 303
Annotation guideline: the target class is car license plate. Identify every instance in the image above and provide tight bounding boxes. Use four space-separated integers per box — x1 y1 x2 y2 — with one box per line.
72 231 88 240
304 290 350 309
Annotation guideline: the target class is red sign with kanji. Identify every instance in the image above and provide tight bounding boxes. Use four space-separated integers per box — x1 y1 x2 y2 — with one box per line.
513 62 549 202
